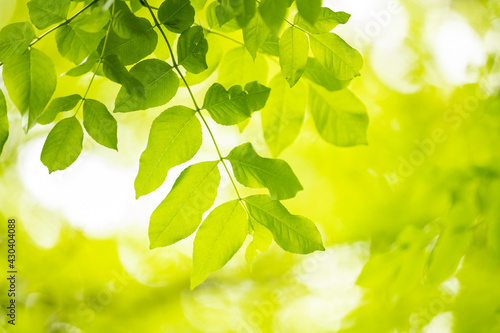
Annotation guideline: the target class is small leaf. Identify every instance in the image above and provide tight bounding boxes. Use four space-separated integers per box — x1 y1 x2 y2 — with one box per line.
242 12 269 59
40 117 84 173
191 200 247 288
158 0 195 33
65 52 99 77
279 26 308 88
245 217 273 266
3 48 57 131
262 74 306 157
72 6 110 33
225 142 303 200
296 0 322 24
303 57 351 91
149 161 220 248
27 0 71 30
214 0 235 27
203 81 270 125
258 0 288 36
103 54 145 98
102 17 158 66
0 90 8 156
309 32 363 80
177 26 208 74
184 34 223 86
114 59 179 113
0 22 36 64
37 94 82 125
55 22 105 64
83 99 118 150
230 0 256 28
245 195 324 254
295 8 350 34
218 47 269 87
308 84 369 147
135 106 202 198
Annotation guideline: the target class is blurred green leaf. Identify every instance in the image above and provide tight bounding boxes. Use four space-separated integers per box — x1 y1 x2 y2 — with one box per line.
296 0 322 24
303 57 351 91
279 26 308 88
243 12 269 59
0 90 8 156
258 0 288 36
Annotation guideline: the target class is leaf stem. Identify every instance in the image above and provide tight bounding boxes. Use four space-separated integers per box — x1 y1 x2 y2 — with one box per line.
73 0 115 117
143 0 244 202
200 26 245 46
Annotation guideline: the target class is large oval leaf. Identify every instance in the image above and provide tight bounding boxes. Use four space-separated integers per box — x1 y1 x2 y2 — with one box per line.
0 22 36 64
83 99 118 150
279 26 308 88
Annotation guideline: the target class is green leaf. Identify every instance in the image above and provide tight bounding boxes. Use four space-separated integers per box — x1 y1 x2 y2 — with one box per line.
55 22 105 64
258 0 288 36
295 8 350 34
206 2 239 32
3 48 57 131
0 22 36 64
225 142 303 200
103 54 145 98
135 106 202 198
112 0 146 39
203 81 270 125
303 57 351 91
309 32 363 80
218 47 269 87
279 26 308 88
262 74 305 157
177 26 208 74
0 90 8 156
296 0 322 24
245 216 273 266
37 94 82 125
27 0 71 30
245 195 324 254
40 117 84 173
191 200 247 288
214 0 235 27
102 17 158 65
191 0 208 10
83 99 118 150
149 161 220 248
158 0 195 33
114 59 179 113
308 84 368 147
230 0 256 28
259 34 279 56
184 34 222 86
72 6 110 33
242 12 269 59
65 52 99 77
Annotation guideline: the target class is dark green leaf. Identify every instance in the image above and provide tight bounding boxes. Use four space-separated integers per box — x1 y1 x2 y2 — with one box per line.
102 17 158 66
135 106 202 198
103 54 145 98
27 0 71 29
114 59 179 113
83 99 118 150
262 74 305 157
203 81 270 125
112 0 146 39
177 26 208 74
0 22 36 64
230 0 256 28
309 32 363 80
37 94 82 125
296 0 322 24
149 161 220 248
245 195 324 254
158 0 195 33
308 84 368 147
279 26 308 88
295 8 350 34
55 22 105 64
40 117 84 173
192 200 248 288
3 48 57 131
0 90 8 156
226 142 303 200
258 0 288 35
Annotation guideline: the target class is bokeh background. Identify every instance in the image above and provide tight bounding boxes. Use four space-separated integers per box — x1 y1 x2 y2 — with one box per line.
1 0 500 332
